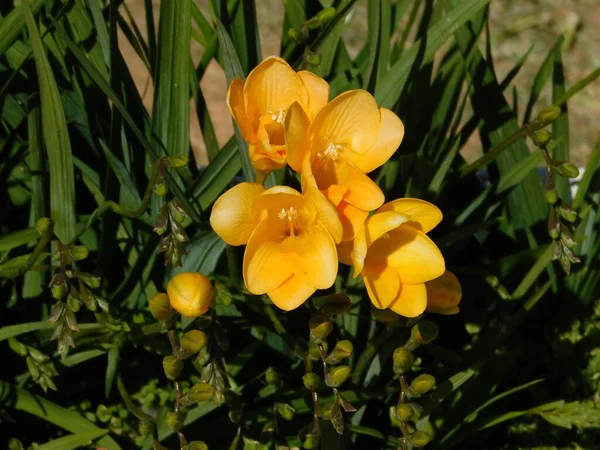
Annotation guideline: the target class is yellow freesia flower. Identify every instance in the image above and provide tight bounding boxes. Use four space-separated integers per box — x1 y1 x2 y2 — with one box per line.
346 198 445 317
209 182 342 311
227 56 329 179
425 270 462 315
285 89 404 240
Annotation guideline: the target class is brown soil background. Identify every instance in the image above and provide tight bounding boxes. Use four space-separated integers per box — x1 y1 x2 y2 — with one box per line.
119 0 600 167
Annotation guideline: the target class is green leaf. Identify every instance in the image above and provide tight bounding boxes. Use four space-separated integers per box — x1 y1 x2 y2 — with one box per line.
573 137 600 210
105 345 120 398
23 0 77 243
61 349 107 367
35 430 108 450
0 228 39 253
0 0 44 56
0 321 53 341
496 149 544 194
523 43 555 124
363 0 391 92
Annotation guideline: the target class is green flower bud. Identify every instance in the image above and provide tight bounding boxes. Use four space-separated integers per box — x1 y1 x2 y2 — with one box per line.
288 27 308 43
165 155 189 168
214 282 233 306
8 438 24 450
169 200 192 228
28 347 49 364
545 188 559 205
96 404 112 423
70 246 89 261
187 441 208 450
275 402 295 421
557 205 578 223
149 293 173 321
180 330 207 353
557 162 580 178
153 181 168 197
532 129 552 148
306 16 321 30
303 373 320 390
393 347 414 374
8 338 28 357
303 433 320 449
409 431 431 447
26 357 39 380
265 367 282 386
396 403 415 421
306 53 321 66
195 347 211 367
309 314 333 344
326 340 353 364
548 208 560 239
560 225 577 250
320 293 352 316
138 420 155 436
308 342 322 361
166 411 183 431
79 273 101 289
316 7 336 23
186 382 214 403
411 374 436 395
326 365 351 387
35 217 53 235
162 355 183 380
410 321 439 345
50 274 69 300
154 208 169 236
536 105 561 125
228 409 243 424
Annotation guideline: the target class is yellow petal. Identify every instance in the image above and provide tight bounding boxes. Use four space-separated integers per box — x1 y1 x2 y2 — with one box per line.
388 283 427 318
337 240 353 266
298 70 330 119
337 201 369 242
244 56 308 127
292 224 338 289
378 198 443 233
347 108 404 173
309 90 380 155
425 271 462 315
210 182 265 246
284 101 310 172
268 274 316 311
362 263 400 309
226 77 256 143
243 221 294 294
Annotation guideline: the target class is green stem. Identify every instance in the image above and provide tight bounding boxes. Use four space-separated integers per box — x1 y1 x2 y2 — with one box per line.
116 375 153 421
352 325 396 385
6 220 54 279
555 65 600 106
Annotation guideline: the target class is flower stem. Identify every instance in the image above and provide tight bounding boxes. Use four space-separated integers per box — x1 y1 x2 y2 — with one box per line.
167 328 188 449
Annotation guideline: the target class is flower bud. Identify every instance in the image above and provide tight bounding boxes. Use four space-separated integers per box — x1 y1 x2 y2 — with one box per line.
425 271 462 315
326 365 351 387
167 272 215 318
186 382 214 403
326 340 353 364
70 246 89 261
149 293 173 321
35 217 53 235
180 330 207 353
79 273 101 289
162 355 183 380
302 373 320 391
411 374 436 395
560 225 577 250
9 338 29 356
228 409 243 424
556 162 580 178
26 357 39 380
548 208 560 239
168 200 192 228
28 347 49 364
165 155 189 168
265 367 282 386
138 420 155 436
410 321 439 345
393 347 414 375
317 7 336 23
306 53 321 66
153 181 168 197
306 16 321 30
320 293 352 316
288 27 308 44
302 433 320 449
409 431 431 447
188 441 209 450
396 404 415 421
166 411 183 431
50 274 69 300
557 205 577 223
214 282 232 306
532 129 552 148
545 187 559 205
275 402 295 421
536 105 561 125
309 314 333 344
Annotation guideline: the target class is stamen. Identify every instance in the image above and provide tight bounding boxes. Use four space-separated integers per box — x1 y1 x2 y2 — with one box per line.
268 109 286 124
277 207 299 236
317 142 342 160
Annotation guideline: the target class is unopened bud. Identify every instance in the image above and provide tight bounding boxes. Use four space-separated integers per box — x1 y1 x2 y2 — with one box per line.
148 293 172 321
303 433 320 449
556 162 580 178
79 273 101 289
162 355 183 380
8 338 28 356
275 402 295 421
309 314 333 344
214 282 232 306
188 441 209 450
228 409 243 424
153 181 168 197
303 373 320 391
36 217 53 235
326 340 353 364
166 411 183 431
409 431 431 447
396 403 415 421
186 382 214 403
316 7 336 23
536 105 561 125
326 365 351 387
411 374 436 395
393 347 414 374
372 306 399 323
167 272 214 318
306 53 321 66
320 293 352 316
265 367 282 386
560 225 577 249
306 16 321 30
557 205 577 223
532 129 552 148
288 27 308 44
180 330 207 353
168 201 191 228
545 188 559 205
410 321 439 345
139 420 154 436
165 155 189 168
70 246 89 261
548 208 560 239
50 274 68 300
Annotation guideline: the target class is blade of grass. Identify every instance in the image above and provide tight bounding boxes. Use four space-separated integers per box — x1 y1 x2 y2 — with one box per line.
35 430 108 450
523 43 555 124
0 0 44 55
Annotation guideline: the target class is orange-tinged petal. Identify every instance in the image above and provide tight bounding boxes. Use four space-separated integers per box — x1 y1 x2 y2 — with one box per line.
362 263 400 309
337 240 353 266
378 198 442 233
425 271 462 315
347 108 404 173
210 182 265 246
244 56 308 127
369 225 445 284
309 90 380 155
243 221 294 294
298 70 329 119
226 77 256 143
293 224 338 289
337 201 369 241
323 185 347 206
388 283 427 318
285 101 310 172
268 274 316 311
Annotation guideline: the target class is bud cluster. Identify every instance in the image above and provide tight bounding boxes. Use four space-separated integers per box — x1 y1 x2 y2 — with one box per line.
155 199 192 267
8 338 57 392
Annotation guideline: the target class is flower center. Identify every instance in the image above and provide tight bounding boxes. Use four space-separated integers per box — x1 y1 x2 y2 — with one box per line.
317 142 343 161
268 109 286 124
278 207 300 237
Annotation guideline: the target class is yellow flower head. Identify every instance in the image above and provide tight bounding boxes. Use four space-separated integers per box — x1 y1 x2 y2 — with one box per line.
210 182 342 311
167 272 215 318
227 56 329 177
425 271 462 315
345 198 445 317
285 89 404 240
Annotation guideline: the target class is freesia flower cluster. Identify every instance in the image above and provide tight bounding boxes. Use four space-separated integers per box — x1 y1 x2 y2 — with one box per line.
210 57 461 317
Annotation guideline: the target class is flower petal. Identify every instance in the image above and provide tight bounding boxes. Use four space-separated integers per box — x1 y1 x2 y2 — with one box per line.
309 90 380 155
337 240 353 266
285 101 310 172
226 77 256 143
388 283 427 318
298 70 330 119
425 271 462 315
268 274 316 311
292 224 339 289
369 225 445 284
244 56 308 127
337 201 369 242
346 108 404 173
362 263 400 309
210 182 265 246
378 198 443 233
